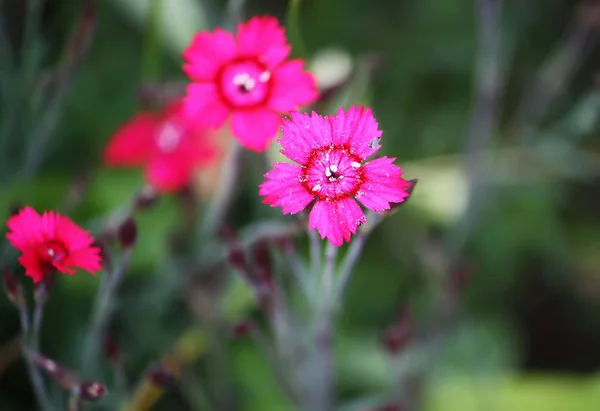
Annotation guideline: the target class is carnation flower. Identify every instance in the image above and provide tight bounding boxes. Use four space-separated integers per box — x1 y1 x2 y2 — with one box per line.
259 106 411 246
182 16 319 152
104 100 215 192
6 207 102 283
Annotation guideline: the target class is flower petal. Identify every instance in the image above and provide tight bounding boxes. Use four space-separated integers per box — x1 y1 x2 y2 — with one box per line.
279 111 334 165
66 247 102 274
231 108 281 152
183 28 236 81
308 197 366 247
236 16 290 68
184 83 231 128
18 250 45 283
146 155 193 192
259 162 314 214
56 215 96 252
104 113 157 165
269 60 319 112
331 106 382 160
6 207 44 251
355 157 411 212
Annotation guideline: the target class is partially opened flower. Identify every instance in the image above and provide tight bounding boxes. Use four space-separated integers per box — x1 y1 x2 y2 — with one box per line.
259 106 411 246
104 100 215 192
182 16 319 152
6 207 102 283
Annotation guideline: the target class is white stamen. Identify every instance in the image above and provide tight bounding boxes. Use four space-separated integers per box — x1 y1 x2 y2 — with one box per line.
329 164 338 173
48 249 55 257
312 184 321 192
233 72 256 91
325 167 332 177
259 71 271 82
156 123 181 153
351 161 361 168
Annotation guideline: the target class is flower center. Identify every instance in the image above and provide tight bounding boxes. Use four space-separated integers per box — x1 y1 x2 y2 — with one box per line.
155 122 182 153
219 60 271 108
38 241 68 266
302 145 364 201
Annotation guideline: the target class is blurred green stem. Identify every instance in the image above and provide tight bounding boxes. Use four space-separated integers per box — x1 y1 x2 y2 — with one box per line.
25 282 54 411
141 0 162 80
287 0 308 58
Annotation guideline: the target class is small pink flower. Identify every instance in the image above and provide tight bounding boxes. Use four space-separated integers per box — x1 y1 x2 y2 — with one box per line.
104 100 215 192
182 16 319 152
6 207 102 283
259 106 411 246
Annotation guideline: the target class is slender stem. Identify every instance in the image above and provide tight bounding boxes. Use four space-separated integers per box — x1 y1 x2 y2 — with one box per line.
286 0 308 58
448 0 503 259
224 0 246 30
335 213 383 304
197 140 244 242
308 226 322 293
20 287 53 411
84 249 133 370
141 0 162 80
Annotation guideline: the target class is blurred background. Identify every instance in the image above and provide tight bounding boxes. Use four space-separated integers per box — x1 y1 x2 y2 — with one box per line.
2 0 600 410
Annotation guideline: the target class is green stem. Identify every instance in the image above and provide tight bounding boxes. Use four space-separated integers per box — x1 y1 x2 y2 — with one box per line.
286 0 308 58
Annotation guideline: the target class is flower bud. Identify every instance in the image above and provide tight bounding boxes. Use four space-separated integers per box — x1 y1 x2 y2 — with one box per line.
102 333 121 365
147 363 176 389
79 381 107 402
381 306 413 355
2 266 25 308
117 216 137 248
232 320 254 338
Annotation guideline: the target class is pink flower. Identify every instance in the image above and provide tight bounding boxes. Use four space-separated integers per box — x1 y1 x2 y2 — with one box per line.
104 100 215 193
259 106 411 246
182 16 319 152
6 207 102 283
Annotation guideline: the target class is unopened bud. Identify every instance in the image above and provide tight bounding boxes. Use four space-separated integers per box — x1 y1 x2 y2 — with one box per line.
147 363 176 389
133 186 159 211
102 333 120 365
253 240 273 295
381 306 413 355
2 266 25 308
117 217 137 248
79 381 107 402
232 320 254 338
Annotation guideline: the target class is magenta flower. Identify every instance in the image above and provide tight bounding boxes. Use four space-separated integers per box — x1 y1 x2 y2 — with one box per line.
103 100 215 193
259 106 411 247
182 16 319 152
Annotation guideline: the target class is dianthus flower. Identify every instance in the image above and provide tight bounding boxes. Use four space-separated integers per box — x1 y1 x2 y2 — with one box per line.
6 207 102 283
104 100 215 192
259 106 411 246
182 16 319 152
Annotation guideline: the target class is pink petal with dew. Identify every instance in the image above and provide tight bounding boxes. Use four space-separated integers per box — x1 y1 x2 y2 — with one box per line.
6 207 44 251
236 16 290 68
308 197 366 247
66 247 102 274
269 60 319 112
279 111 335 165
104 113 157 165
356 157 411 212
231 107 281 152
146 155 194 193
184 83 231 128
259 162 315 214
331 106 382 161
182 28 236 81
18 250 44 283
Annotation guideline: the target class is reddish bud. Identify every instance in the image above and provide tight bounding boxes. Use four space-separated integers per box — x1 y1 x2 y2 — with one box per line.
147 363 176 388
133 186 159 211
79 381 107 402
448 261 473 295
232 320 254 338
117 217 137 248
381 306 414 355
2 266 25 308
253 240 274 296
102 333 121 365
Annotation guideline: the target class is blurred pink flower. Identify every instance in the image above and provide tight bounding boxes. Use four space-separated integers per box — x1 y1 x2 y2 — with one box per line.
259 106 411 246
182 16 319 152
104 100 215 192
6 207 102 283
